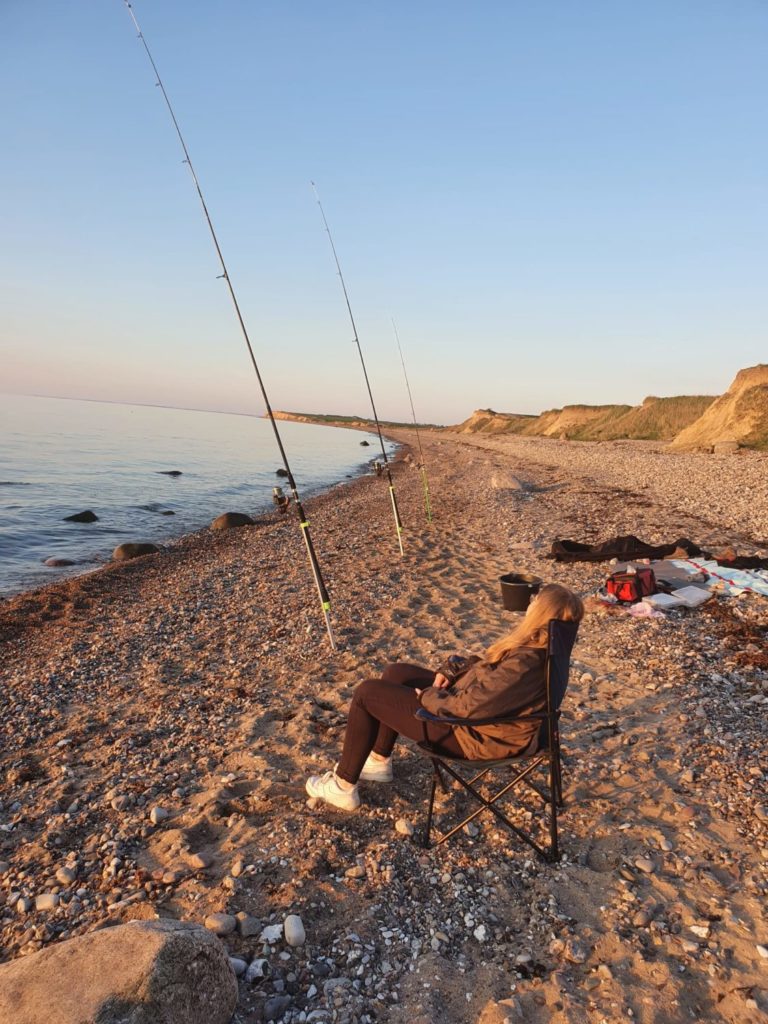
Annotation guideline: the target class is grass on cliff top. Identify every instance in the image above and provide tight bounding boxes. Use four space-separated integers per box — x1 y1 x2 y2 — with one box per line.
280 411 442 429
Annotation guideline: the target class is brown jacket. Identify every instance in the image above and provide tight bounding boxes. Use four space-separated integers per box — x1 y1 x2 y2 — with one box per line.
419 646 547 760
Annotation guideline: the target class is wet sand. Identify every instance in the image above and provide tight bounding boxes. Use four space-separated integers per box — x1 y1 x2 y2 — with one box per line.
1 431 767 1023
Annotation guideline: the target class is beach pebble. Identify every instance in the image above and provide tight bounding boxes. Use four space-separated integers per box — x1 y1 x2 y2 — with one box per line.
236 913 260 938
259 923 283 944
16 897 32 914
230 858 244 877
35 893 59 911
149 806 169 825
204 913 237 936
564 938 589 964
188 852 213 870
635 857 655 874
756 945 768 959
345 865 366 879
264 995 292 1020
690 925 710 939
395 819 414 836
284 914 306 947
56 865 77 886
473 924 487 942
245 958 270 982
464 822 480 838
229 957 247 977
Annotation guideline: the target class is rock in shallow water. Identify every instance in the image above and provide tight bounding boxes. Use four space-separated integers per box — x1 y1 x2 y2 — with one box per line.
0 919 236 1024
211 512 255 531
63 510 98 523
112 542 161 561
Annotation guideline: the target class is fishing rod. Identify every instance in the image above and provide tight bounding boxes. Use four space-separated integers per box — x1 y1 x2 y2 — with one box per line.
311 182 404 556
123 1 337 650
391 319 433 523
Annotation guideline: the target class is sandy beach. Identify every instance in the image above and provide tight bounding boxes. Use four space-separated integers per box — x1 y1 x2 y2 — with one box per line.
1 431 767 1024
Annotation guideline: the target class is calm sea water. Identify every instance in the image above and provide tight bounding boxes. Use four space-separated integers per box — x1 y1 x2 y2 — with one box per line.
0 395 392 596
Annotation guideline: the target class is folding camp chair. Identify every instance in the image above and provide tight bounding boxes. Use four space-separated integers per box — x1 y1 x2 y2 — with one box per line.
414 618 579 862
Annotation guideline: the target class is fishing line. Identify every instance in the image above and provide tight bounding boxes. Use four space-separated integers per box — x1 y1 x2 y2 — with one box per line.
391 318 433 523
311 182 405 556
123 1 337 650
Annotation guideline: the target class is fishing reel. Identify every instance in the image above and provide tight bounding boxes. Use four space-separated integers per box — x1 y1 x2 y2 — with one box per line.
272 486 291 514
373 461 384 477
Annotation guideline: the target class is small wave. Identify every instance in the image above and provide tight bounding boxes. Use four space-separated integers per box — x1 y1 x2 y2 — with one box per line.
0 481 31 486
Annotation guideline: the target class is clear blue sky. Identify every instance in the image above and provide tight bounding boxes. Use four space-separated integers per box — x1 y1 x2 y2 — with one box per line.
2 1 766 425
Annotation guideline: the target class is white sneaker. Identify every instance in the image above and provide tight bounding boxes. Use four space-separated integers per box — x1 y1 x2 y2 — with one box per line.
306 770 361 811
358 754 393 783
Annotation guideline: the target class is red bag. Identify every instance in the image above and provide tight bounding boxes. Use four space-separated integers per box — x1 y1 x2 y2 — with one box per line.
606 567 656 604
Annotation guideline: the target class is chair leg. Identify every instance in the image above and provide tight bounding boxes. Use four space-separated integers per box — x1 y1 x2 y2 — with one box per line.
553 753 564 808
548 756 560 862
435 758 550 861
423 764 439 849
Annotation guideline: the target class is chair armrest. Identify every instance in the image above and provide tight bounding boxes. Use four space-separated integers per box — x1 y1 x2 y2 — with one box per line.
415 707 552 728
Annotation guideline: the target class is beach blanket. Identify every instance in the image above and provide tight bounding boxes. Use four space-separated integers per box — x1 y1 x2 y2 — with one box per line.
680 559 768 599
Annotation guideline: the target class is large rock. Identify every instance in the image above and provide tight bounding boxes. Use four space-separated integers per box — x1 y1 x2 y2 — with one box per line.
211 512 254 531
112 542 161 561
64 510 99 523
0 919 237 1024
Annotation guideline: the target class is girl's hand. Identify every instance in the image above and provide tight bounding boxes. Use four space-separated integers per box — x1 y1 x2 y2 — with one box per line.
433 672 452 689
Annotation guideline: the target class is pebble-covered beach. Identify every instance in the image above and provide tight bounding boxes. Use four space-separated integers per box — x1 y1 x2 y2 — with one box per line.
1 430 767 1024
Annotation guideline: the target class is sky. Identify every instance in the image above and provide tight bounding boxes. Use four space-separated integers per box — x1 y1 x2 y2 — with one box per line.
1 1 766 425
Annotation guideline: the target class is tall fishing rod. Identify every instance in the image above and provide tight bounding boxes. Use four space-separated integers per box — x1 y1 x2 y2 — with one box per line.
391 319 433 523
123 1 337 650
311 182 404 556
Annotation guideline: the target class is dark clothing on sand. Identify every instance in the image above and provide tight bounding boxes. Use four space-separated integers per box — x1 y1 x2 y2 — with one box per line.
335 649 547 784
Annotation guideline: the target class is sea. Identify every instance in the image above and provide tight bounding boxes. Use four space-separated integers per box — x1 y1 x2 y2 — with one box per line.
0 394 393 597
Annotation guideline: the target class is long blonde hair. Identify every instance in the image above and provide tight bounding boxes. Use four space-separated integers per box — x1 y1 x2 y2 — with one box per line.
485 583 584 664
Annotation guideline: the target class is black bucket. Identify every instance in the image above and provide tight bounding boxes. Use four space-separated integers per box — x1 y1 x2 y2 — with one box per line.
499 572 542 612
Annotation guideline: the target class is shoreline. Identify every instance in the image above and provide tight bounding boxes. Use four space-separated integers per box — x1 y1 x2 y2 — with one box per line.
1 431 767 1023
0 432 399 606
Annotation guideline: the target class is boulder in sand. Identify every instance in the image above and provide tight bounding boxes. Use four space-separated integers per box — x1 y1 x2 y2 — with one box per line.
64 510 99 523
43 557 76 567
112 542 161 561
211 512 255 531
0 918 237 1024
275 468 289 478
157 470 183 476
713 440 740 454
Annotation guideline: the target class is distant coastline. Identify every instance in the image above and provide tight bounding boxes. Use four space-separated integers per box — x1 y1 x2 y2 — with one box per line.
275 362 768 451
